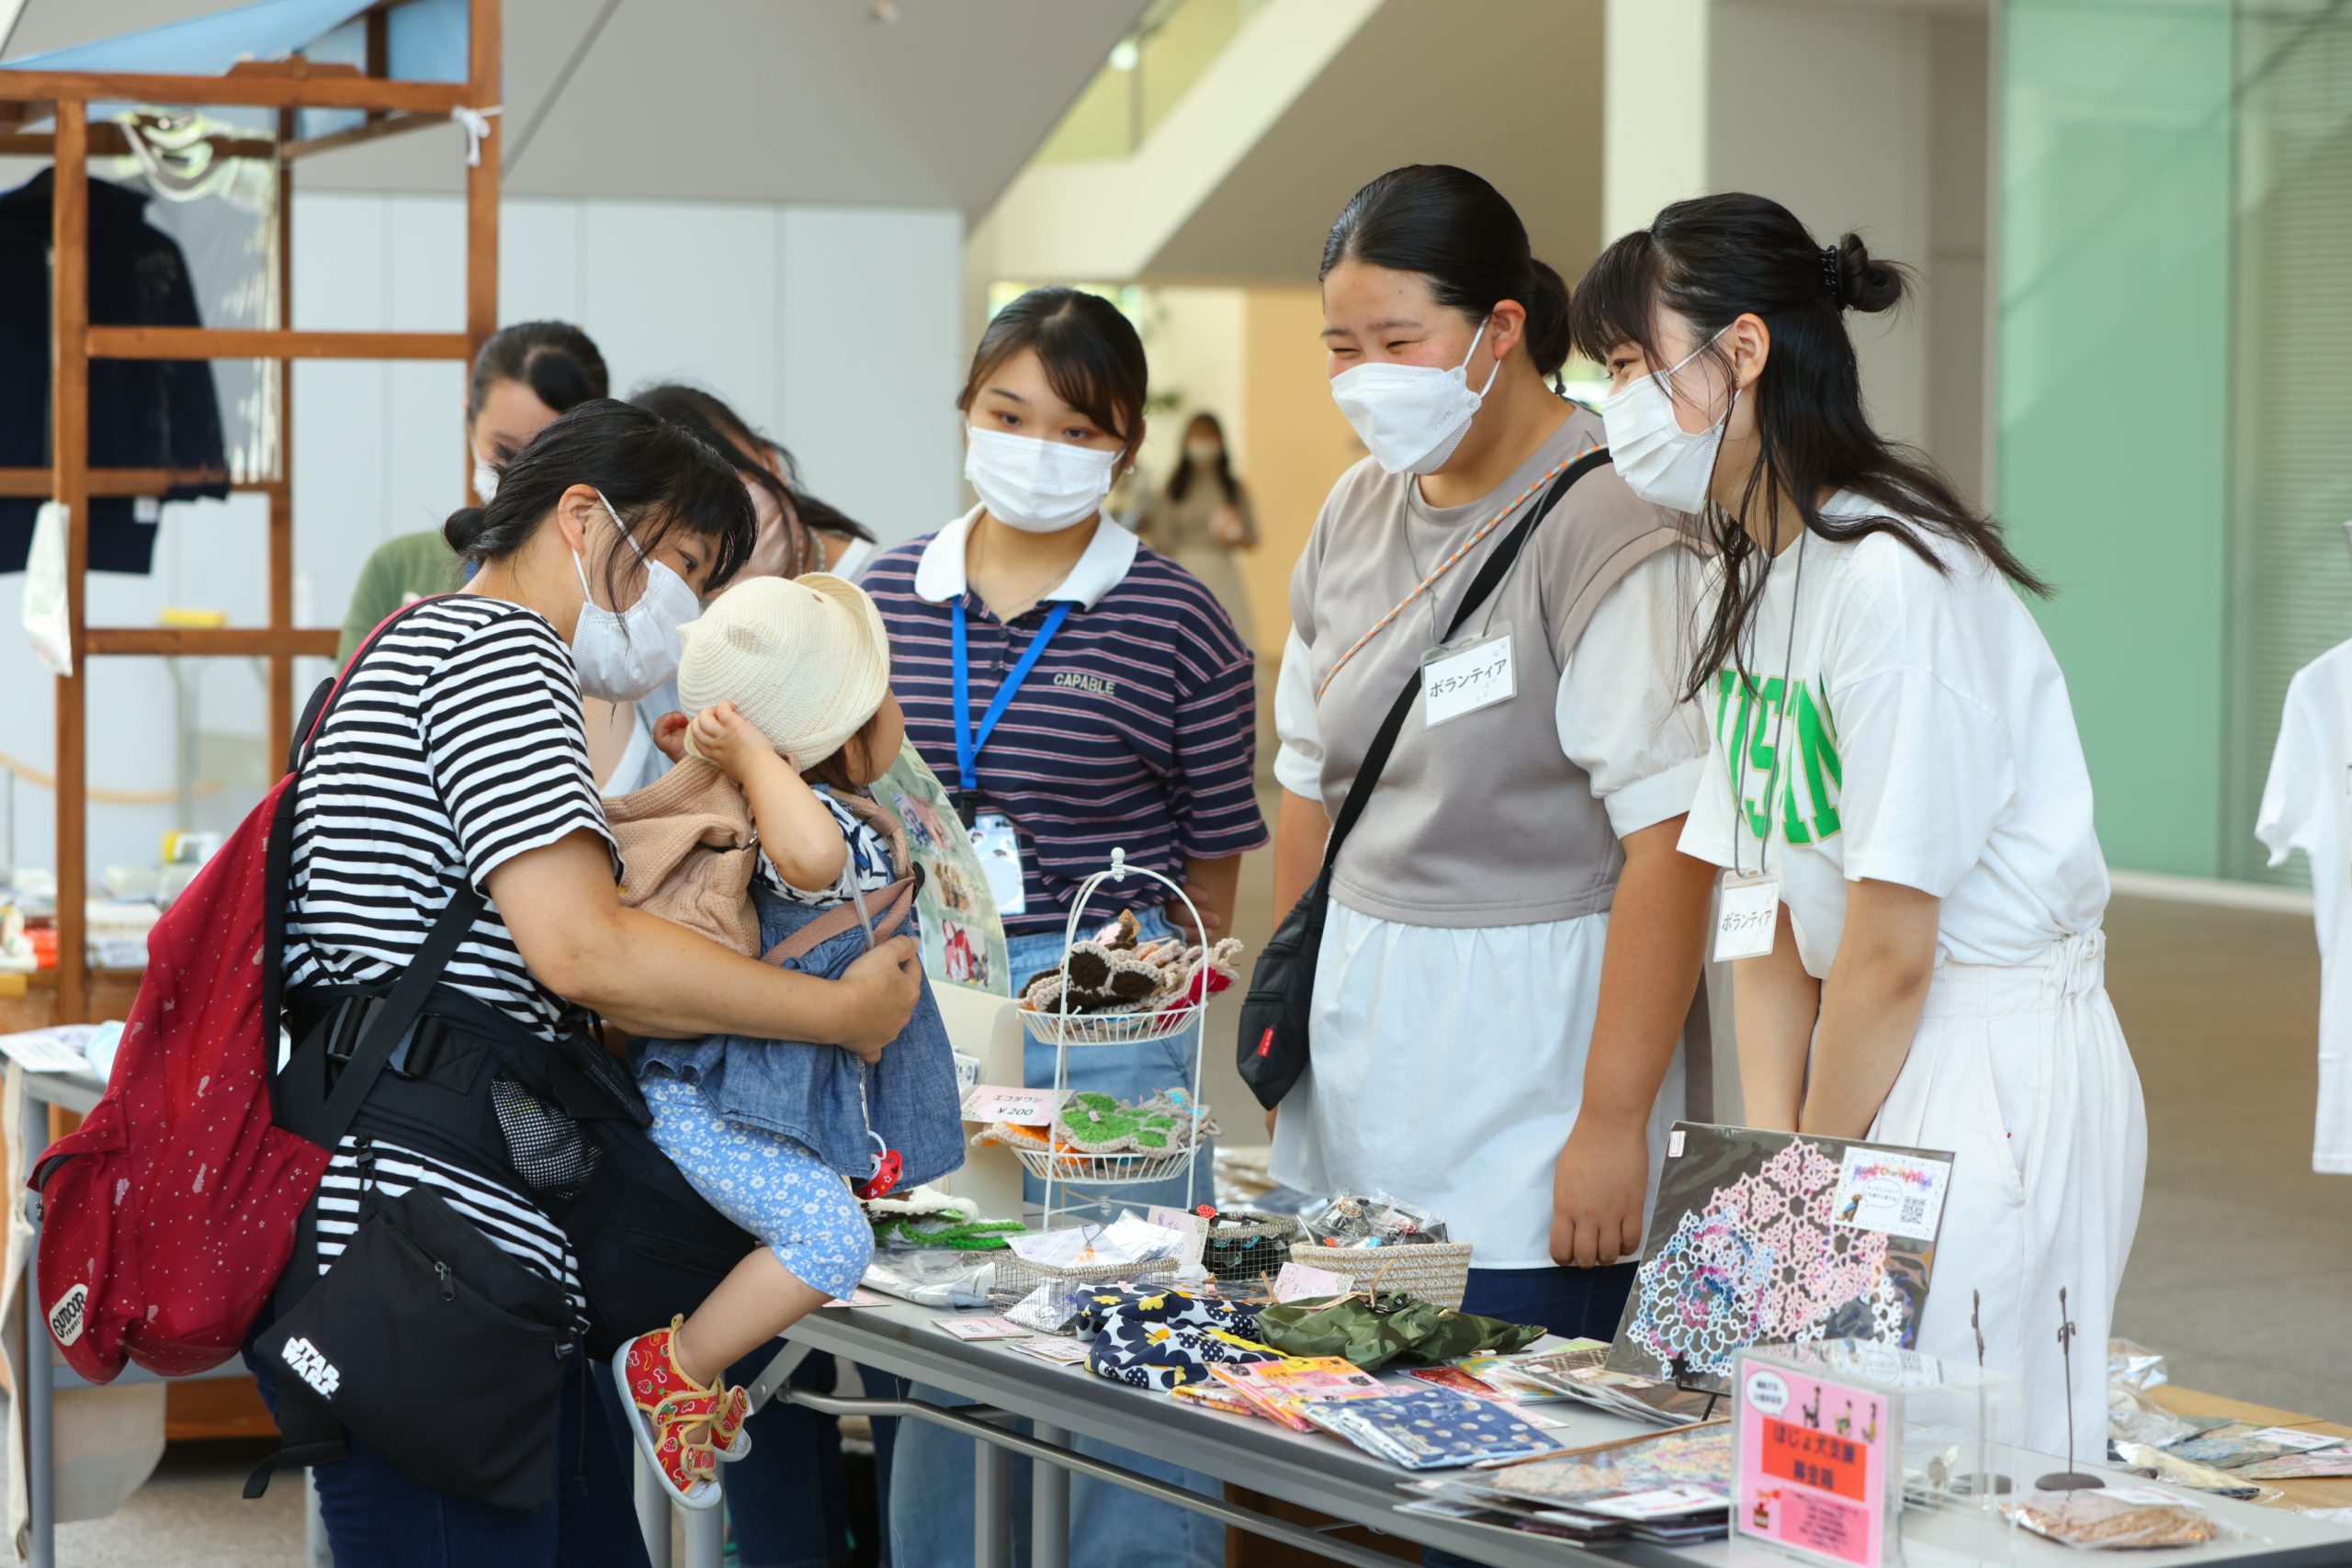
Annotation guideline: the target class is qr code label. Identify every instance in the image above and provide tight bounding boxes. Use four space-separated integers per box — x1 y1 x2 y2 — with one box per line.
1832 1148 1952 1240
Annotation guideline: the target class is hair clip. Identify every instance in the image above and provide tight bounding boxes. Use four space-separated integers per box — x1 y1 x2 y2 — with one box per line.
1821 245 1841 300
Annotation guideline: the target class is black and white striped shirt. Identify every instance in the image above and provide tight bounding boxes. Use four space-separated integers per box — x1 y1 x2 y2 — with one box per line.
316 1135 587 1322
284 596 617 1043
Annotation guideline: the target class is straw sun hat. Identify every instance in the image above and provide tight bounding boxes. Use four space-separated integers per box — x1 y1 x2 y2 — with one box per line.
675 572 891 768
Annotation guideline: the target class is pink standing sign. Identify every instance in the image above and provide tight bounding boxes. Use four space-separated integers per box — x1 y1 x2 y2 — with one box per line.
1737 1362 1889 1567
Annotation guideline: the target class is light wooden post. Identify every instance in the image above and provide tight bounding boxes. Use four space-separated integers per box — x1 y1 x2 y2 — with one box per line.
51 101 89 1025
268 107 297 768
464 0 500 495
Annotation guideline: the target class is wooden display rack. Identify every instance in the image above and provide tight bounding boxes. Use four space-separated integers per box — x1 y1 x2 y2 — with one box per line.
0 0 503 1031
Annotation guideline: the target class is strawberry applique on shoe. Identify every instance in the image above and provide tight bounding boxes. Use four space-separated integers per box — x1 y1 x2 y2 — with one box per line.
613 1318 728 1506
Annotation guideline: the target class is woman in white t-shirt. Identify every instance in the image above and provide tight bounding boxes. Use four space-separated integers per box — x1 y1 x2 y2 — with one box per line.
1569 193 2146 1457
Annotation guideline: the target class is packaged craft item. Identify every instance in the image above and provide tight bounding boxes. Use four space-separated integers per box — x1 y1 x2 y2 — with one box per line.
1301 1385 1559 1471
2110 1440 2281 1502
1304 1191 1451 1247
969 1089 1216 1159
1016 908 1244 1017
1609 1122 1954 1393
1171 1381 1262 1419
1199 1210 1303 1290
2161 1422 2315 1472
1510 1345 1726 1427
1209 1358 1388 1432
2007 1491 2224 1550
1252 1290 1544 1373
1470 1423 1734 1507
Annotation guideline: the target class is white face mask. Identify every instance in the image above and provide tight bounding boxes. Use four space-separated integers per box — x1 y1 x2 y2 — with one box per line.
964 427 1119 534
570 491 699 703
1328 316 1500 476
471 460 500 503
1599 329 1734 514
1184 439 1224 468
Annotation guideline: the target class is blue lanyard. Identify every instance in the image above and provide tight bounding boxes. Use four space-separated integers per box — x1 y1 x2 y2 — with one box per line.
952 598 1073 796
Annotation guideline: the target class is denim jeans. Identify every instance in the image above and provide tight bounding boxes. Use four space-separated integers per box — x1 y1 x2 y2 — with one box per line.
883 1382 1224 1568
888 918 1221 1568
247 1347 649 1568
1420 1263 1639 1568
719 1348 855 1568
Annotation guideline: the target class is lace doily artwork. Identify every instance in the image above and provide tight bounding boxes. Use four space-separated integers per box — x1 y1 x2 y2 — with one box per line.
1625 1207 1779 1378
1611 1129 1945 1390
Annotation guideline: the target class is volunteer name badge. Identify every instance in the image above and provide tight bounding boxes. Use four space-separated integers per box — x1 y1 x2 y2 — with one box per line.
1713 871 1781 963
1421 632 1514 727
1737 1364 1890 1568
968 810 1028 918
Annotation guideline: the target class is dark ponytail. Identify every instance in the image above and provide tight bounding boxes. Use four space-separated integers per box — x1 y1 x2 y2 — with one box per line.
443 399 756 599
1320 164 1570 382
1567 192 2047 700
469 321 609 424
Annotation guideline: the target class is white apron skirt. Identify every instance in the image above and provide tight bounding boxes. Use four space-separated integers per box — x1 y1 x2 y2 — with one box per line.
1869 929 2146 1459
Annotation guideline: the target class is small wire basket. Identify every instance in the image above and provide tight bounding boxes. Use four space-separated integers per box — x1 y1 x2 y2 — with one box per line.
1201 1213 1305 1291
1016 1003 1203 1050
1011 1145 1196 1187
989 1254 1180 1314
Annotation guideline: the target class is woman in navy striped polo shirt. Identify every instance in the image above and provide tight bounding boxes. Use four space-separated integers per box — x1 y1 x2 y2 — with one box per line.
864 287 1264 1568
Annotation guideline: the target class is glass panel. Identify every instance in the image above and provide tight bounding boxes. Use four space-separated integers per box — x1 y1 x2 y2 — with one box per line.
1033 0 1273 164
2225 1 2352 885
1996 0 2233 877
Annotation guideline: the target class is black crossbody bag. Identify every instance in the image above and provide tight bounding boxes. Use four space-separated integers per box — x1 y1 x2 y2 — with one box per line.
1237 447 1611 1110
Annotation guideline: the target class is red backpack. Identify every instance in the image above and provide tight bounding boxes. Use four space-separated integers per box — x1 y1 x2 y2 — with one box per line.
29 603 461 1382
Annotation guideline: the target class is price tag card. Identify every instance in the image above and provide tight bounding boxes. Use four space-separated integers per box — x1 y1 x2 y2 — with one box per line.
1832 1149 1952 1240
822 1288 890 1310
1422 632 1515 727
962 1084 1064 1124
933 1315 1029 1341
1273 1261 1351 1302
2251 1427 2346 1452
1004 1337 1092 1366
1737 1363 1891 1568
1713 872 1781 962
1147 1205 1210 1271
1579 1486 1726 1521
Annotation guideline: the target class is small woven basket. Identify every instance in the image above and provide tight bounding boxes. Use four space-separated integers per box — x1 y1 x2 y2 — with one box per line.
1283 1241 1475 1312
988 1254 1180 1314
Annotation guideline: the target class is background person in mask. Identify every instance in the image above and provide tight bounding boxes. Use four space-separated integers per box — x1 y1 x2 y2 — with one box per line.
1571 193 2143 1454
270 399 921 1562
336 320 609 664
1269 165 1718 1374
862 285 1264 1568
1140 409 1258 633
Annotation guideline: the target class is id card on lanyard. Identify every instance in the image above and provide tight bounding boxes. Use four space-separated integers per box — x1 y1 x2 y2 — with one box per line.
1713 535 1806 964
951 597 1072 919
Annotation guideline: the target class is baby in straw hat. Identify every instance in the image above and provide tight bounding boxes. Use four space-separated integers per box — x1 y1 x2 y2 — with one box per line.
605 573 962 1509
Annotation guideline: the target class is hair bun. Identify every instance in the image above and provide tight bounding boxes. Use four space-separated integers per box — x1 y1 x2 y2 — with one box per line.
1836 232 1905 314
1523 258 1573 378
443 505 489 557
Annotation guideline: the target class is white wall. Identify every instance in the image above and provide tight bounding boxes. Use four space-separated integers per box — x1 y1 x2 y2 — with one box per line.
2 193 965 884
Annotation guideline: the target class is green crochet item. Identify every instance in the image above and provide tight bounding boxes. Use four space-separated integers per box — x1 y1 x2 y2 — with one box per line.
872 1214 1026 1251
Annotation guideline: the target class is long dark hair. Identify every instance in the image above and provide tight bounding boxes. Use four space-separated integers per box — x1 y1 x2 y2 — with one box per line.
469 320 608 423
1319 164 1573 385
958 288 1148 461
1168 412 1238 504
444 399 756 599
1568 192 2049 698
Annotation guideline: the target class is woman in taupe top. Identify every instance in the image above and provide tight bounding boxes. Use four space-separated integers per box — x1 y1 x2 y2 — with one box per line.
1267 165 1718 1370
1146 411 1258 631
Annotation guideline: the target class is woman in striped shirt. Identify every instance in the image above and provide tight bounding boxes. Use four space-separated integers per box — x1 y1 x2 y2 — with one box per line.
865 288 1265 1568
275 399 921 1562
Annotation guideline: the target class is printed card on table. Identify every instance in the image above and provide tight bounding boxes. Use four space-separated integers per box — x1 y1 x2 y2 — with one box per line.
1272 1261 1351 1302
1737 1363 1890 1568
933 1315 1030 1341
